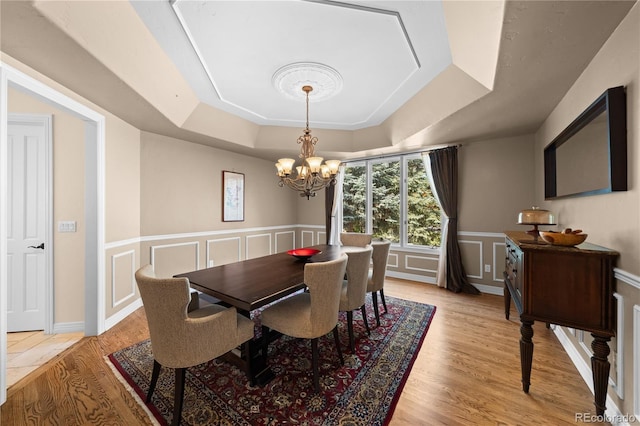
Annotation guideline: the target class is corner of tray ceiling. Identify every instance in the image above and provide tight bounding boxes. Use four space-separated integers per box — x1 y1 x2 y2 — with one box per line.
33 0 201 128
442 0 505 92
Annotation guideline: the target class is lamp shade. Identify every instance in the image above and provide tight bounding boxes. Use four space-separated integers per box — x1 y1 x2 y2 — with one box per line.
518 207 556 225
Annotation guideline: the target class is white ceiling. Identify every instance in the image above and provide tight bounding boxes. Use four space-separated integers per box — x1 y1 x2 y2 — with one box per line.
0 1 636 161
132 0 453 130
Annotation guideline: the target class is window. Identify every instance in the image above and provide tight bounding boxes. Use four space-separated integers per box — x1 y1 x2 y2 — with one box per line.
342 154 441 249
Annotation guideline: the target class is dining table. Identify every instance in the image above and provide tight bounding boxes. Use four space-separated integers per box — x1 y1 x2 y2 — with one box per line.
174 243 346 385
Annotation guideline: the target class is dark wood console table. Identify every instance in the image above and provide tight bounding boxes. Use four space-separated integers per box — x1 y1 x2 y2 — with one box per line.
503 231 618 415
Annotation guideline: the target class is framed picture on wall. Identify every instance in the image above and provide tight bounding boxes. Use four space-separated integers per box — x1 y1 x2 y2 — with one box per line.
222 170 244 222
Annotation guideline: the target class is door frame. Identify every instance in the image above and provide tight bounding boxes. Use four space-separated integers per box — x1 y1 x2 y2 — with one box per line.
8 113 53 334
0 61 106 405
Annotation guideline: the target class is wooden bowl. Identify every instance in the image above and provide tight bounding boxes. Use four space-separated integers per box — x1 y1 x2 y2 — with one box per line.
539 231 587 246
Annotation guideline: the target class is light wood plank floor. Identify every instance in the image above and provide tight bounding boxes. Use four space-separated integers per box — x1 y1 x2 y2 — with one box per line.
1 278 608 425
7 331 83 387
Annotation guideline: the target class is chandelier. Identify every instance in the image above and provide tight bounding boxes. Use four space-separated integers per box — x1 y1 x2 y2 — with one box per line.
275 85 341 199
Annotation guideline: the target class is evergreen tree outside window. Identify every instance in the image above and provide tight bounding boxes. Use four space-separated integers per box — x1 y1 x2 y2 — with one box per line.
342 163 366 233
341 154 441 249
372 160 400 243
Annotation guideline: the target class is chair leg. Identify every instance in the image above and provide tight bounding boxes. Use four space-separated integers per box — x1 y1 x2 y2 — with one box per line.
380 288 388 314
172 368 186 426
333 325 344 365
360 305 371 336
372 291 381 327
311 338 320 393
147 359 162 403
346 310 355 352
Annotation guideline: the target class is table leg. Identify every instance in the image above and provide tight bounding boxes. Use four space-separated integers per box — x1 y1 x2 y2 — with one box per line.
232 309 276 386
591 333 611 416
249 326 275 386
520 319 534 393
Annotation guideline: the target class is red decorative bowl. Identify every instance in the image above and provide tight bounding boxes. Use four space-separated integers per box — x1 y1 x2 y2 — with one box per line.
287 248 321 261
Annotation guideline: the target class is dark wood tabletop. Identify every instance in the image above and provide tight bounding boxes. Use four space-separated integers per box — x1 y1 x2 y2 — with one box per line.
175 244 344 313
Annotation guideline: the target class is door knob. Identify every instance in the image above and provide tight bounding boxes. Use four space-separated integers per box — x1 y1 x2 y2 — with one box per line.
28 243 44 249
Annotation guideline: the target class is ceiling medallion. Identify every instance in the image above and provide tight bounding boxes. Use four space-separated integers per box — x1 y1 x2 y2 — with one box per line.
272 62 343 101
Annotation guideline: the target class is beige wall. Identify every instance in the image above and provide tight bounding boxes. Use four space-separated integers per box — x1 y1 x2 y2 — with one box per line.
534 3 639 416
535 5 639 273
459 134 536 233
140 131 297 236
105 122 141 242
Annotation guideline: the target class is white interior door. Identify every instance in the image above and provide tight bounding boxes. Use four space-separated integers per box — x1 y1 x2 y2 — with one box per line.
7 115 50 332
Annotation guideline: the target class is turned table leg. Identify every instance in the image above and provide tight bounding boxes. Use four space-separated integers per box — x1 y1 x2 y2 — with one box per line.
520 319 534 393
591 334 611 416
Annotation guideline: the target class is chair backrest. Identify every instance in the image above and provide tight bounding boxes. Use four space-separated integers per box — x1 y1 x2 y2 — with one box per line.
305 255 348 336
135 265 201 365
340 232 372 247
342 246 373 310
369 241 391 292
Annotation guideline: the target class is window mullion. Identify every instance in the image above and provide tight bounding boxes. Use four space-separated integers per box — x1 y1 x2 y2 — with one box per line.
401 157 408 247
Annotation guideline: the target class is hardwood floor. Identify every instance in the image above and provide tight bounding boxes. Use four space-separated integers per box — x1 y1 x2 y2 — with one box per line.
1 278 608 425
7 331 83 387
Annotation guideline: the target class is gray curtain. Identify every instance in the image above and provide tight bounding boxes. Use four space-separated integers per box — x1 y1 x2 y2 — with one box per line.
427 146 479 294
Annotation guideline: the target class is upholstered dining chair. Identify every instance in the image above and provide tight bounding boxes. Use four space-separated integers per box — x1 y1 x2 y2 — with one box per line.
135 264 254 426
261 255 348 393
367 240 392 327
339 245 373 352
340 232 372 247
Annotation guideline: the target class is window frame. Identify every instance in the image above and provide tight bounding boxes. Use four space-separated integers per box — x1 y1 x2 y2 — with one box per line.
342 153 441 254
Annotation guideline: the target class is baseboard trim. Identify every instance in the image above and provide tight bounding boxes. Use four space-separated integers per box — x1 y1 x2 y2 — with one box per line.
105 298 143 331
52 321 84 334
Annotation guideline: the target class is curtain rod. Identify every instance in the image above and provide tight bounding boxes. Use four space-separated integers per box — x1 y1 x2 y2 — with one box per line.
341 143 463 164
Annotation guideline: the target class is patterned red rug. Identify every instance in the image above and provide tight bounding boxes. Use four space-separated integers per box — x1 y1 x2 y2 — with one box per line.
107 295 435 425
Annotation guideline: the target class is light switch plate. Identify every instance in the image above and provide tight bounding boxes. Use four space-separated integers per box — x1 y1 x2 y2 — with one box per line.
58 221 77 232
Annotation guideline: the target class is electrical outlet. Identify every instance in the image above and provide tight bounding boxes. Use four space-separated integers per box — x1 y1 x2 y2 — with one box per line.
484 264 491 273
208 260 214 267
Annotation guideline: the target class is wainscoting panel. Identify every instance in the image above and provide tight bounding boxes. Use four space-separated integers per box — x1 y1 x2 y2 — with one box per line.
208 237 241 267
459 239 483 279
387 253 399 269
246 233 271 259
317 231 326 245
635 304 640 419
111 250 136 309
611 292 624 399
301 231 314 247
404 255 438 274
492 242 506 282
275 231 295 253
150 241 199 278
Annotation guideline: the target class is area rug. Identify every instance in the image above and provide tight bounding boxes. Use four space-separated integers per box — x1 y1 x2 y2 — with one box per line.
107 295 436 426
